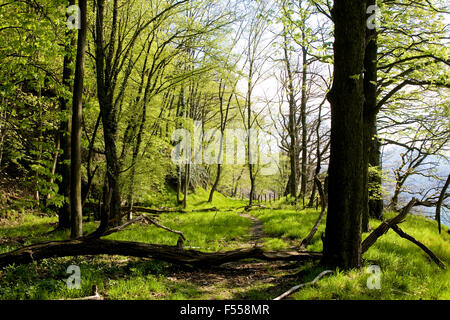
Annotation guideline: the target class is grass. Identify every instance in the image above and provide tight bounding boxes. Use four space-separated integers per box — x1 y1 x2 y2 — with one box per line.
0 192 449 300
251 207 326 251
105 210 253 252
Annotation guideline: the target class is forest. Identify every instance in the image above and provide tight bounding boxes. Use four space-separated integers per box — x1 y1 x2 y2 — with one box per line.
0 0 449 302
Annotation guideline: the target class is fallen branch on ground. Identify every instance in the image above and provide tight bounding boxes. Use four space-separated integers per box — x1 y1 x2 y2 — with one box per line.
273 270 333 300
97 214 185 240
62 285 103 300
122 206 219 214
361 198 446 269
0 239 322 268
390 225 446 269
361 198 417 253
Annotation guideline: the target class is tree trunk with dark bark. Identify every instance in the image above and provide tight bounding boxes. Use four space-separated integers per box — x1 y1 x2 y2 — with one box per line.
57 0 76 229
362 0 380 232
94 0 122 231
322 0 367 269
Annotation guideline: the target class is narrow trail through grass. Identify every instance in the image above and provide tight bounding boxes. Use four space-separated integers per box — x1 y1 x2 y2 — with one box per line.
236 212 266 245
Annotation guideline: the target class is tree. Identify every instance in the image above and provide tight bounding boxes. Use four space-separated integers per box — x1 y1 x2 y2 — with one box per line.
238 0 273 206
93 0 189 231
57 0 76 230
70 0 88 239
361 0 450 229
361 0 381 232
322 0 367 269
208 23 243 203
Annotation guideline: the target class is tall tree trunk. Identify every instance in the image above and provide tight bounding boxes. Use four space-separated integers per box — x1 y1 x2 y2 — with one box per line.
94 0 122 232
299 35 308 206
308 99 324 207
283 31 298 201
70 0 88 239
361 0 379 232
247 61 255 206
322 0 367 269
126 98 148 219
57 2 75 228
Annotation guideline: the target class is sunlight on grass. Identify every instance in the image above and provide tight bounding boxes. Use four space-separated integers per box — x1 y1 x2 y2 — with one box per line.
0 199 449 300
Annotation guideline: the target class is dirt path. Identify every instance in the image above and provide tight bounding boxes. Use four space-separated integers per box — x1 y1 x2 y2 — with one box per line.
166 259 308 299
237 212 266 245
155 211 307 299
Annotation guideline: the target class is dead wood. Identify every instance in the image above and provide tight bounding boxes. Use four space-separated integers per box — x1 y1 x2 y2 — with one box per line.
361 198 445 269
0 239 322 268
390 225 446 269
120 206 219 214
87 214 186 241
361 198 416 254
273 270 333 300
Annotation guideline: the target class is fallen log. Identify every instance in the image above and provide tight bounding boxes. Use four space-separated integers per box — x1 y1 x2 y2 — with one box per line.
0 239 322 268
122 206 219 214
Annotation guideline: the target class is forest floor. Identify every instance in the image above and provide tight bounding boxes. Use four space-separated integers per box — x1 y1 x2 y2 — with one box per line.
0 187 449 300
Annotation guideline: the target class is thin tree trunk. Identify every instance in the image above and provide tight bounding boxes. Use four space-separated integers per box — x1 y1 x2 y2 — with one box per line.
47 133 60 200
177 167 182 203
247 63 255 206
208 163 222 203
70 0 88 239
308 100 324 207
183 163 189 209
435 174 450 234
299 36 308 206
282 30 298 201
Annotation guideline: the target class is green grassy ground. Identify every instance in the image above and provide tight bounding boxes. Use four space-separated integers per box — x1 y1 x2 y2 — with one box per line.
0 192 449 300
